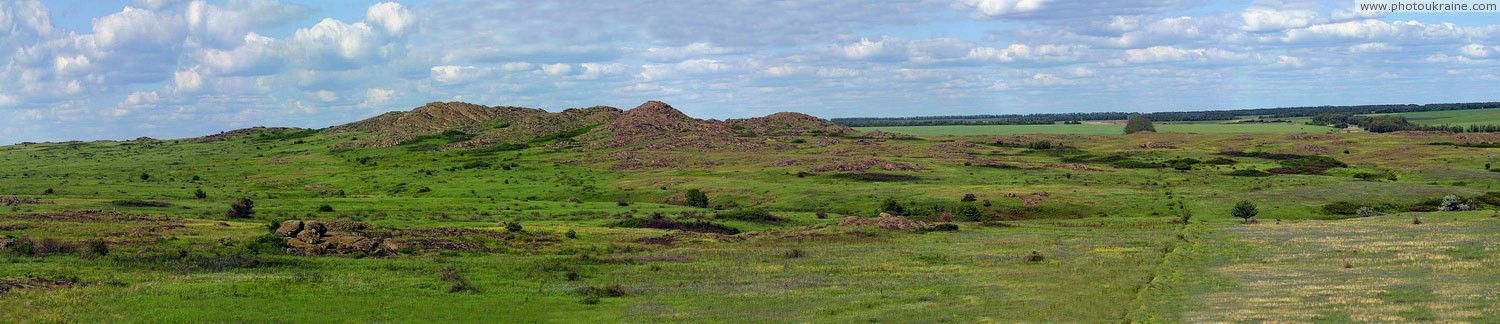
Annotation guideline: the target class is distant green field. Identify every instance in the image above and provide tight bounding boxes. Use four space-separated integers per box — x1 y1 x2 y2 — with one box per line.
1378 108 1500 126
856 122 1336 136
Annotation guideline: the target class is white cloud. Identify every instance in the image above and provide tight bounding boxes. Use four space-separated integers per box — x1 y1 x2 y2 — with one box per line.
1122 46 1251 64
198 32 284 76
430 65 490 84
366 2 416 36
500 62 534 72
956 0 1050 17
1347 42 1397 53
641 42 738 62
1241 8 1316 32
92 6 185 51
173 68 203 92
362 88 394 107
310 90 338 102
1459 44 1491 58
841 38 907 61
541 63 572 76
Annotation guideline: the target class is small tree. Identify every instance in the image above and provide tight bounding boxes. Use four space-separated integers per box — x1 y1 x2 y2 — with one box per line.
684 189 709 208
1231 200 1258 223
1124 113 1157 134
227 198 255 219
956 205 982 221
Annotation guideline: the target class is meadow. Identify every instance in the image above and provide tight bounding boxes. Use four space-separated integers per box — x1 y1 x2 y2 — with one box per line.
2 106 1498 322
1380 108 1500 126
855 122 1337 136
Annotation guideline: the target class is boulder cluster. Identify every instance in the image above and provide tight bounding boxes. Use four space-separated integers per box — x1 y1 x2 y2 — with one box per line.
274 220 390 256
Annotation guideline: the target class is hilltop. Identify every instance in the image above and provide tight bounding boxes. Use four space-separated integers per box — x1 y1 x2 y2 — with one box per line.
318 100 851 152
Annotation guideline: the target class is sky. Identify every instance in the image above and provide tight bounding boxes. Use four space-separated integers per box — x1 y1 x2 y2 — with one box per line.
2 0 1499 143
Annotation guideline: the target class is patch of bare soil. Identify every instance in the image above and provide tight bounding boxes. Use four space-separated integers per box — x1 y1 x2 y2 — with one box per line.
838 213 932 230
0 277 74 295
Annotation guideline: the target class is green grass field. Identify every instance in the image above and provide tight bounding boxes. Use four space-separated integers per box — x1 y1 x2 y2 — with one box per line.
1 120 1497 322
856 122 1336 136
1379 108 1500 126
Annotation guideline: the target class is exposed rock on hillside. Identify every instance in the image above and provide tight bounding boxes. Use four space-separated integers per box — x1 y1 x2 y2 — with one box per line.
331 102 544 148
726 112 854 136
578 101 753 150
195 127 307 142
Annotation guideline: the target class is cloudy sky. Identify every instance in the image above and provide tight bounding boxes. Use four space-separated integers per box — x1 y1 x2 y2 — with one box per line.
2 0 1498 142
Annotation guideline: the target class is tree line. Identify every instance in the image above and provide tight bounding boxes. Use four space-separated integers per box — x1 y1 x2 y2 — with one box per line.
832 102 1500 127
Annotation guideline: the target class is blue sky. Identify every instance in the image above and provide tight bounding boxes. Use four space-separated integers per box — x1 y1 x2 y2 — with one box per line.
2 0 1499 142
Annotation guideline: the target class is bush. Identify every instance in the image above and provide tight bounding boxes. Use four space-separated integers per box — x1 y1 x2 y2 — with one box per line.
1357 207 1377 217
784 249 807 258
227 198 255 219
576 284 627 303
880 198 905 215
1225 169 1273 177
955 205 982 221
1027 141 1053 150
617 201 630 207
506 222 524 232
1321 202 1362 215
193 188 207 199
565 230 578 239
242 234 287 255
961 193 977 202
43 188 53 195
317 204 334 212
684 189 709 208
86 239 109 257
1026 251 1045 262
1440 194 1473 212
916 223 960 233
815 211 828 219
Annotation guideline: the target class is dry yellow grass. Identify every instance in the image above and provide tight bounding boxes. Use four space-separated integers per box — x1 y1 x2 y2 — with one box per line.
1186 214 1500 323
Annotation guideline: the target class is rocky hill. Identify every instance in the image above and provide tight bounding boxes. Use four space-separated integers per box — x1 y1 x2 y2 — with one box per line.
726 112 855 136
327 100 851 151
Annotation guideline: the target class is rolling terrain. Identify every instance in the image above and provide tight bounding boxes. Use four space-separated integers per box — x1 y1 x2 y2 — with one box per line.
2 101 1499 322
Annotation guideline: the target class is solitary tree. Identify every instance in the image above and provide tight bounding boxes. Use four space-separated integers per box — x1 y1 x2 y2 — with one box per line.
1231 200 1259 223
684 189 709 208
227 198 255 219
956 205 982 221
1124 113 1157 134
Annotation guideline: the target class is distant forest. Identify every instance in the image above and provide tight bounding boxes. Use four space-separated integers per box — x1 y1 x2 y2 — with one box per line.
832 102 1500 127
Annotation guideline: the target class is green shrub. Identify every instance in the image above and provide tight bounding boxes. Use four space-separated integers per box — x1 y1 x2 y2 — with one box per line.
242 234 287 255
1321 202 1361 215
317 204 334 212
1225 169 1273 177
227 198 255 219
685 189 709 208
